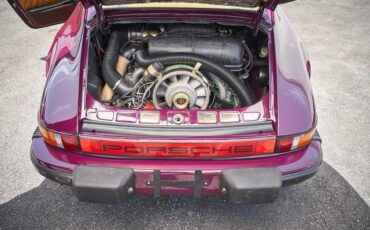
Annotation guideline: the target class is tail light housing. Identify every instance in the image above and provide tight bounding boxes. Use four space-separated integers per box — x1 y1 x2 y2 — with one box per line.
39 126 80 151
38 125 316 157
275 128 316 153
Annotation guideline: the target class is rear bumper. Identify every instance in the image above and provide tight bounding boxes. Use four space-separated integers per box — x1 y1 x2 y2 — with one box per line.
31 150 321 188
30 135 322 203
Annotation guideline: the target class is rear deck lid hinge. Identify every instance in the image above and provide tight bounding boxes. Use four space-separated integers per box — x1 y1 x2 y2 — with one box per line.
253 2 266 36
91 0 109 34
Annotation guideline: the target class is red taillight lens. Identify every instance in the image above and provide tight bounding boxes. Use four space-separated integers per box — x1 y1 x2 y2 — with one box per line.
60 135 80 151
39 126 80 151
79 137 276 158
275 128 316 153
275 137 294 153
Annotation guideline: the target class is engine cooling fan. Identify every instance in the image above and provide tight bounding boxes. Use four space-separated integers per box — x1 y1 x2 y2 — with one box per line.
152 66 210 110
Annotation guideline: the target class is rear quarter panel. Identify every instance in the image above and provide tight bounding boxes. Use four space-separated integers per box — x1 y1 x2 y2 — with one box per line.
39 3 86 134
272 6 316 135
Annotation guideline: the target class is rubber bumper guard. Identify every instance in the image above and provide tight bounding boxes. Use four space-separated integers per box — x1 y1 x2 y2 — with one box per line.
72 166 135 204
221 167 282 204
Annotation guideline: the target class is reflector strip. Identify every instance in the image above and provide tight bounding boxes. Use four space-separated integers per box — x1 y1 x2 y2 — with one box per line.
220 112 240 123
80 138 276 158
140 111 160 123
197 112 217 124
242 112 260 121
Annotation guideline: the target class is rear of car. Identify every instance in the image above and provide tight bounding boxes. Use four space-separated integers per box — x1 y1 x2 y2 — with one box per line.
9 0 322 204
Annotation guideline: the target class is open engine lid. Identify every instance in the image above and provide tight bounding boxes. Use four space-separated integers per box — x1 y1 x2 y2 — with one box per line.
99 0 291 11
8 0 294 28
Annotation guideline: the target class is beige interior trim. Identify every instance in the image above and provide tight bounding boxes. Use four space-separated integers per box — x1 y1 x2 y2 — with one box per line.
18 0 62 10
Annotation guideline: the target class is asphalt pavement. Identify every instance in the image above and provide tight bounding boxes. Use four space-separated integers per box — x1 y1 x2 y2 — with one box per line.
0 0 369 229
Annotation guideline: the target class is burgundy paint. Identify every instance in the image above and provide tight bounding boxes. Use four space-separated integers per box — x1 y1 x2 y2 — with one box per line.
31 137 321 195
8 1 321 196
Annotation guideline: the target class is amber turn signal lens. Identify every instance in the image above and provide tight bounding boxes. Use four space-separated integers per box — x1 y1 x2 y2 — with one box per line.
275 128 316 153
297 129 316 148
39 126 57 147
39 126 80 151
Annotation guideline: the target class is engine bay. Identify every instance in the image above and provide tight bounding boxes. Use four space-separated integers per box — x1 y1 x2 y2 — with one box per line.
87 23 269 110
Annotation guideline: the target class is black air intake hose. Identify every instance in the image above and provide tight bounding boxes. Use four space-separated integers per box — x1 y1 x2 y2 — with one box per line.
134 51 256 106
102 30 143 96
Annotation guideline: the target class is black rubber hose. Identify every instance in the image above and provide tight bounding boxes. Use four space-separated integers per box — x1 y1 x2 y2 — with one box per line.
134 50 256 106
102 30 143 96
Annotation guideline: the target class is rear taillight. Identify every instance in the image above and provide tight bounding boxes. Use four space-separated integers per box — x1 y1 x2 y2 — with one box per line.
39 126 80 151
38 125 315 157
275 128 316 153
79 137 276 158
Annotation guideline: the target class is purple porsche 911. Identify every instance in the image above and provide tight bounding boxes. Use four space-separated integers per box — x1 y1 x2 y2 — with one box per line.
8 0 322 204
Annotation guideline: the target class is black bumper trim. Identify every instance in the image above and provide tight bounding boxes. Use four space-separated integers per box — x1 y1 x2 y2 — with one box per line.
31 150 321 189
282 161 321 186
31 148 322 198
312 130 322 143
31 152 73 185
82 119 273 137
32 127 42 139
282 145 322 186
